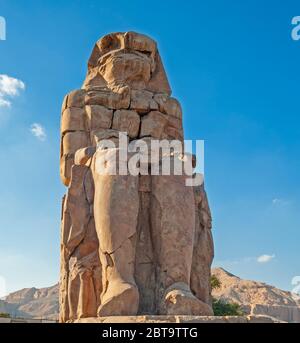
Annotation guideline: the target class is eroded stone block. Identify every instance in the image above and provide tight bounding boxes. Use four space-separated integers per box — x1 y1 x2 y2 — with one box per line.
112 110 140 139
61 107 86 133
140 111 167 139
85 105 113 130
62 131 89 155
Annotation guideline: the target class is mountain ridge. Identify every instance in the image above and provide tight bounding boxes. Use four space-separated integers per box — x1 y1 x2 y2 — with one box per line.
1 268 299 322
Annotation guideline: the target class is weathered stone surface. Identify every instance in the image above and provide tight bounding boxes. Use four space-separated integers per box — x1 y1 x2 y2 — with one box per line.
147 52 171 95
67 89 86 108
112 110 140 138
140 111 167 138
191 184 214 305
61 94 68 112
162 282 214 316
62 131 89 155
92 149 139 253
251 304 300 323
60 154 74 186
91 148 140 316
151 171 202 314
62 108 86 134
61 107 86 134
90 129 122 147
130 89 158 113
74 147 96 166
135 188 156 314
100 53 151 91
82 68 107 90
73 315 284 323
154 94 182 119
60 166 101 322
138 175 151 192
85 87 130 110
161 115 184 141
162 126 183 141
59 31 214 322
85 105 113 130
125 31 157 55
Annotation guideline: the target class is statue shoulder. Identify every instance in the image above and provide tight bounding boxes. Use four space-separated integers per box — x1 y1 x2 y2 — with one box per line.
153 93 182 119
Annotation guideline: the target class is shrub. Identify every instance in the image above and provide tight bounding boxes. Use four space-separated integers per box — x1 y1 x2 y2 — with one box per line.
0 312 11 318
212 299 244 316
211 274 244 316
211 275 221 290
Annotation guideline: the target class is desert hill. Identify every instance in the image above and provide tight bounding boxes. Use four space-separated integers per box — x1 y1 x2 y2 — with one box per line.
1 268 299 322
212 268 300 322
1 284 58 320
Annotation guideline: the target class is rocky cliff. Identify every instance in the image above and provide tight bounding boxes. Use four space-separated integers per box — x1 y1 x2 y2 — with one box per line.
1 284 58 320
212 268 300 323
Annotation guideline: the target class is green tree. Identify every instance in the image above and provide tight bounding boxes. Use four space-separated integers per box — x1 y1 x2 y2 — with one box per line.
211 274 221 290
211 274 244 316
212 299 244 316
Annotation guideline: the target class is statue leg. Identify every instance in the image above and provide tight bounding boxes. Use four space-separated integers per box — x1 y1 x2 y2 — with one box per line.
151 162 213 315
92 148 139 316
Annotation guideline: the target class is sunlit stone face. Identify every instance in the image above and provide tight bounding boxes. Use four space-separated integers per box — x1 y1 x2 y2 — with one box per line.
98 50 152 90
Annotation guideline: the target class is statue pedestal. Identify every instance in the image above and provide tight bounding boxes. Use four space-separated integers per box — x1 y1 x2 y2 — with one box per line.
73 315 283 323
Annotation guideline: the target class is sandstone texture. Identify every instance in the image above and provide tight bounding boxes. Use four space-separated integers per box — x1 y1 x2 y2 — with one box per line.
212 268 300 323
73 314 284 323
1 270 299 323
59 31 214 322
0 314 281 324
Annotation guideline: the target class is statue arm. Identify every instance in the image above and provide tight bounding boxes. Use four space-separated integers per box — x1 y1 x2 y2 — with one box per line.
60 88 122 185
60 89 90 186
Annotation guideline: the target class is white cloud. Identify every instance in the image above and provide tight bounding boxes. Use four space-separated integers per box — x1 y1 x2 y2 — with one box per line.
0 74 25 96
30 123 46 141
0 74 25 107
257 254 275 263
0 98 11 107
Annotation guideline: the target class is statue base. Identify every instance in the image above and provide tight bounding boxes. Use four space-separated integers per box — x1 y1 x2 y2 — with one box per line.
72 315 284 323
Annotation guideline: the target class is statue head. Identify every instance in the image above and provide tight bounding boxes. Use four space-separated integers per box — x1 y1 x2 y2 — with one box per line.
84 32 171 95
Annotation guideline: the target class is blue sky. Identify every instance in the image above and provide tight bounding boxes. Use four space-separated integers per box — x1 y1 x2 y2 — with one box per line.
0 0 299 295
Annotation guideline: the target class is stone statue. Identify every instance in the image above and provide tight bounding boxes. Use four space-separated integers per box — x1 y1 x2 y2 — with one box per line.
59 32 214 322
